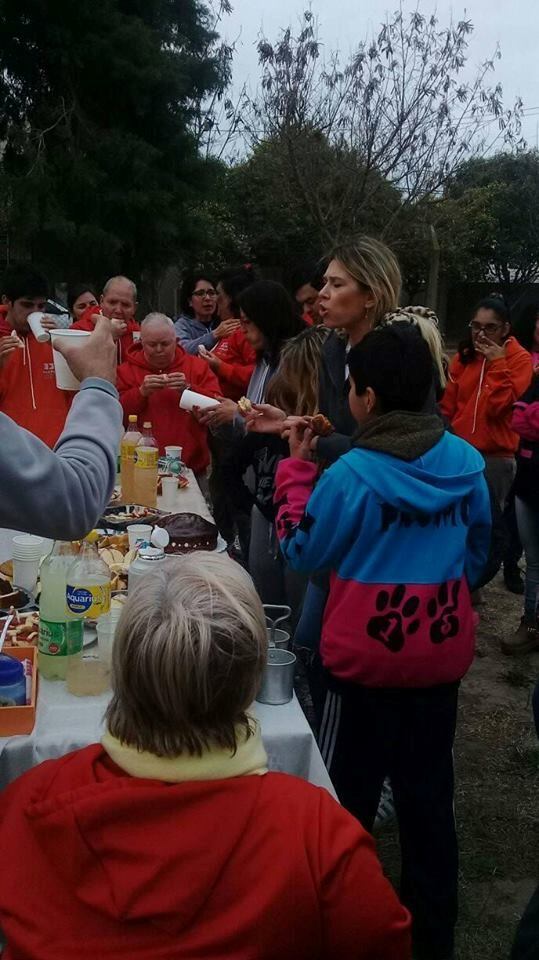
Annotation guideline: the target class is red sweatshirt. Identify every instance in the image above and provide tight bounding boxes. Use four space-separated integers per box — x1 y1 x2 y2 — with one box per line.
72 304 140 364
212 328 256 400
0 309 71 448
117 342 220 471
441 337 532 456
0 744 411 960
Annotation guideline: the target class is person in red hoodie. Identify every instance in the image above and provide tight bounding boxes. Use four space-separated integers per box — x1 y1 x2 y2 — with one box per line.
0 552 411 960
72 274 140 363
441 294 532 508
0 264 71 447
117 312 219 474
198 264 257 401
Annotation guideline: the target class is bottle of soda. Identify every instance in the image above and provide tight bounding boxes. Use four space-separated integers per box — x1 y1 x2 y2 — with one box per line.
120 415 142 502
66 534 112 623
39 542 84 681
133 421 159 508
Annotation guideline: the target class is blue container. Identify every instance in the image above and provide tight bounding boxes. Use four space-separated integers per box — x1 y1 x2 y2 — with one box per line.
0 654 26 707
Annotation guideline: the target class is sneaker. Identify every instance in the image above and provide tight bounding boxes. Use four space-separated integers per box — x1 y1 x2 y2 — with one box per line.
503 564 525 595
501 617 539 655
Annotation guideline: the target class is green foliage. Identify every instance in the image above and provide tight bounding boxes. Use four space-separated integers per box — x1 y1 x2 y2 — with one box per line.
442 152 539 288
0 0 228 282
226 132 402 277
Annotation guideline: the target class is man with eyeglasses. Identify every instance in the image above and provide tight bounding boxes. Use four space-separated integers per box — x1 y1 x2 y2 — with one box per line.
175 274 240 355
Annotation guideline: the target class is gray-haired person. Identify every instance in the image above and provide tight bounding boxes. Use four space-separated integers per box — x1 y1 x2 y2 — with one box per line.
0 552 411 958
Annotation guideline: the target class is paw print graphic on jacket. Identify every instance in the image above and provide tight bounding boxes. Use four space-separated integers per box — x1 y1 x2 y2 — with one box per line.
366 585 421 653
427 581 461 644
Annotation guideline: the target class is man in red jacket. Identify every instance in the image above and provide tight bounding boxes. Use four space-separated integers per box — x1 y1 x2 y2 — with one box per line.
117 312 220 475
0 264 71 447
72 275 140 362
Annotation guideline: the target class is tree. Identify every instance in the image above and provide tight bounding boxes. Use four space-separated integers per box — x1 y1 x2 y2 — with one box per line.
441 152 539 292
244 8 523 248
226 132 402 276
0 0 229 283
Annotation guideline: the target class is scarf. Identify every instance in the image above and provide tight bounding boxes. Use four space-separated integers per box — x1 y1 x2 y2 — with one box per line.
102 716 268 783
354 410 444 462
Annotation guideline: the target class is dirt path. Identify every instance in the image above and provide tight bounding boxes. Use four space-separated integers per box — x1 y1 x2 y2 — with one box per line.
377 573 539 959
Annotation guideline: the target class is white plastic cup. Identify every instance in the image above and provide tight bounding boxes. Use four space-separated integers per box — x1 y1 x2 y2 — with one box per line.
179 389 218 413
50 329 91 390
97 615 118 665
12 558 40 592
127 524 153 549
164 446 182 459
11 535 45 558
27 312 50 343
161 477 178 510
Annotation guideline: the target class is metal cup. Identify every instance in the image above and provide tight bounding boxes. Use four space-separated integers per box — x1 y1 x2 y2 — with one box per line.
256 648 296 705
266 627 290 650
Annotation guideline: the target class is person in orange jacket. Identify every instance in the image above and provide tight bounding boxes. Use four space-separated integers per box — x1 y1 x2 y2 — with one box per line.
441 294 532 509
72 275 140 363
117 313 220 475
0 264 71 448
0 553 412 960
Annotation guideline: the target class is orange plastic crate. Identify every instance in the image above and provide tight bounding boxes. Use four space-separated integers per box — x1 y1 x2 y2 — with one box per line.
0 645 37 736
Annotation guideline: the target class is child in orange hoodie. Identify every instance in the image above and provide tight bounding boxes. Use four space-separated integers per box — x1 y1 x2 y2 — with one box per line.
0 264 71 448
441 294 532 508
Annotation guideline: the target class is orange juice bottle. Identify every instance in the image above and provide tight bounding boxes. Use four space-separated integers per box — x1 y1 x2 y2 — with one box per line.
133 422 159 508
120 415 142 502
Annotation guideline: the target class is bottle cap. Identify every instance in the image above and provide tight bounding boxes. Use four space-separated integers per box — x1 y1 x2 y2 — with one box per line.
151 527 170 549
138 546 165 560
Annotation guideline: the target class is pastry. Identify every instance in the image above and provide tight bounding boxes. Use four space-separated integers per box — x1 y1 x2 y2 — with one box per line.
309 413 334 437
237 396 253 415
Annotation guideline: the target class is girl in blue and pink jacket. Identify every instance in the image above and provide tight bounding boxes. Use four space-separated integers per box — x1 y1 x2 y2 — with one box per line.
275 323 491 960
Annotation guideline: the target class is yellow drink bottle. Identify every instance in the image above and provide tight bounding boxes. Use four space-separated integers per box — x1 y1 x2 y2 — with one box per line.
133 421 159 508
66 537 112 622
120 415 142 502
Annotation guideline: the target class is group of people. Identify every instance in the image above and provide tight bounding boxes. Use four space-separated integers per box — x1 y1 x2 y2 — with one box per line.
0 240 538 959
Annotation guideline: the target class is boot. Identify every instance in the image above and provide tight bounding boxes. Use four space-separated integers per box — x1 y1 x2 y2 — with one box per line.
501 617 539 655
503 563 525 595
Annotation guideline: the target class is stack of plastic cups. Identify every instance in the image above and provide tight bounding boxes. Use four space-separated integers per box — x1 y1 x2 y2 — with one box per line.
11 536 46 593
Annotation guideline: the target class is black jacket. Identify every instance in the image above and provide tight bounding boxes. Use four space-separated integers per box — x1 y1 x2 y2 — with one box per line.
316 333 357 463
513 378 539 510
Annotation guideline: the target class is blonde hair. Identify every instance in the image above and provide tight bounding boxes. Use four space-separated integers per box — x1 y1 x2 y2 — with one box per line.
381 306 448 390
329 237 401 325
266 325 331 415
105 553 267 758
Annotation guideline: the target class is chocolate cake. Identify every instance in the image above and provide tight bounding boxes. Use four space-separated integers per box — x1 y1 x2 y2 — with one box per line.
154 512 218 554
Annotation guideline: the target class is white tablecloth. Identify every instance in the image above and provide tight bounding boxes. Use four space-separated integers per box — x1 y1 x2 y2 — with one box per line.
0 472 335 798
0 683 335 795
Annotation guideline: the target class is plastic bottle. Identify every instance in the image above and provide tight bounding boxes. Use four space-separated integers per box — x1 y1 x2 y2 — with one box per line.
66 535 112 622
133 421 159 508
128 546 168 596
38 542 84 681
120 415 142 502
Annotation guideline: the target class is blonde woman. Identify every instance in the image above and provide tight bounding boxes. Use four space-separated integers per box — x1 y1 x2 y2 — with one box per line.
247 237 402 461
0 554 411 960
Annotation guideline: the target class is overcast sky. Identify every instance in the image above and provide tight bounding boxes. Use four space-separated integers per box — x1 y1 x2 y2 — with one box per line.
223 0 539 148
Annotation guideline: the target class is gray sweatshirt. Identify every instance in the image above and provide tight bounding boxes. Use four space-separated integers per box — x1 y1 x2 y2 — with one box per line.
0 378 123 539
174 314 217 354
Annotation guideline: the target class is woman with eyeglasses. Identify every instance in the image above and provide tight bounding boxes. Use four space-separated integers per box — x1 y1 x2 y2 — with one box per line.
175 273 240 356
441 295 532 509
